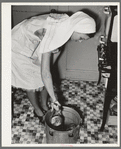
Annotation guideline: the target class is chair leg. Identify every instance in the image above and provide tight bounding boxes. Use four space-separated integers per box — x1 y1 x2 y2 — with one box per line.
100 75 116 131
100 92 112 131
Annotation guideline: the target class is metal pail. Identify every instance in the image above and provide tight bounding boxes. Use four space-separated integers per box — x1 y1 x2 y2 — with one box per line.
45 106 82 144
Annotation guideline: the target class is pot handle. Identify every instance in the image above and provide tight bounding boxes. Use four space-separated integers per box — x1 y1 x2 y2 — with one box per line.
68 130 74 137
68 124 80 138
49 128 54 136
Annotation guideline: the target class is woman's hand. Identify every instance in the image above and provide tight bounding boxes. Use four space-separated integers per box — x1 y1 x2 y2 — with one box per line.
51 100 61 112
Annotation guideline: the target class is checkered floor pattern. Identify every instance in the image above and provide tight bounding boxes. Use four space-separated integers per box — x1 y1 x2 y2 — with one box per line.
11 80 118 144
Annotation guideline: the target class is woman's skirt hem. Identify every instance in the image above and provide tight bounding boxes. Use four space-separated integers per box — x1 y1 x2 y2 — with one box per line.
12 85 44 92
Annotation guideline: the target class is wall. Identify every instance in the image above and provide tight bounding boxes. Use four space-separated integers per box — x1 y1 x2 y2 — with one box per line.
64 6 105 81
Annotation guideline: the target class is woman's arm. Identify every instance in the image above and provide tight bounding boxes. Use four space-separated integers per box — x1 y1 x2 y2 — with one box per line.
41 52 57 103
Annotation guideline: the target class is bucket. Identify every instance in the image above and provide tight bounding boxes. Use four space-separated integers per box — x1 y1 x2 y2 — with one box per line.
45 106 82 144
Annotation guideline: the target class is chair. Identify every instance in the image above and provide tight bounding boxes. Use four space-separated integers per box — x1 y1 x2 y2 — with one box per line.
97 6 117 131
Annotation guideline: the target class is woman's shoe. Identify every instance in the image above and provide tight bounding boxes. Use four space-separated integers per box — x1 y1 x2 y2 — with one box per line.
33 110 45 124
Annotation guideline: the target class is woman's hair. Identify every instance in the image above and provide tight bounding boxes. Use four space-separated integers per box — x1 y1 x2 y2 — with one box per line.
87 33 95 38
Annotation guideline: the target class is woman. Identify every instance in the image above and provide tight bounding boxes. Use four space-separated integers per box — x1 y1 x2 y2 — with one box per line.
12 11 96 123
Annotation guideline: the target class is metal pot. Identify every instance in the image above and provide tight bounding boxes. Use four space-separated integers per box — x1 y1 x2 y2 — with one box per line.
45 106 82 144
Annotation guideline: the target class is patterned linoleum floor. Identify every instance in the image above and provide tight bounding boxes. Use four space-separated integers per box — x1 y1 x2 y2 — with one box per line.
11 80 118 144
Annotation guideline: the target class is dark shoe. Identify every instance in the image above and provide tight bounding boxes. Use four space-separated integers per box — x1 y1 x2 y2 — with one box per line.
33 110 45 125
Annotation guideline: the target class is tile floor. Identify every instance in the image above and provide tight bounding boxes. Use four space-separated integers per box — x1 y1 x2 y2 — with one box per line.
11 80 118 144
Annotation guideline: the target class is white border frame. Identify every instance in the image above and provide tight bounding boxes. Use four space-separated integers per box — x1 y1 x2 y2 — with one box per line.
1 2 120 147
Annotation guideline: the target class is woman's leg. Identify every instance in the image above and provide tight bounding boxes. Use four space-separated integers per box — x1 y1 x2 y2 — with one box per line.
26 90 44 116
39 87 49 111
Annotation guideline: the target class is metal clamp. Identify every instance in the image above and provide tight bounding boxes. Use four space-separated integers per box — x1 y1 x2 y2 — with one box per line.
99 35 106 44
103 6 110 14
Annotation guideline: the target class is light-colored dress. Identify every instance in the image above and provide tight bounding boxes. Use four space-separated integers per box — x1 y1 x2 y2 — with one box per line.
12 15 49 90
12 11 96 90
